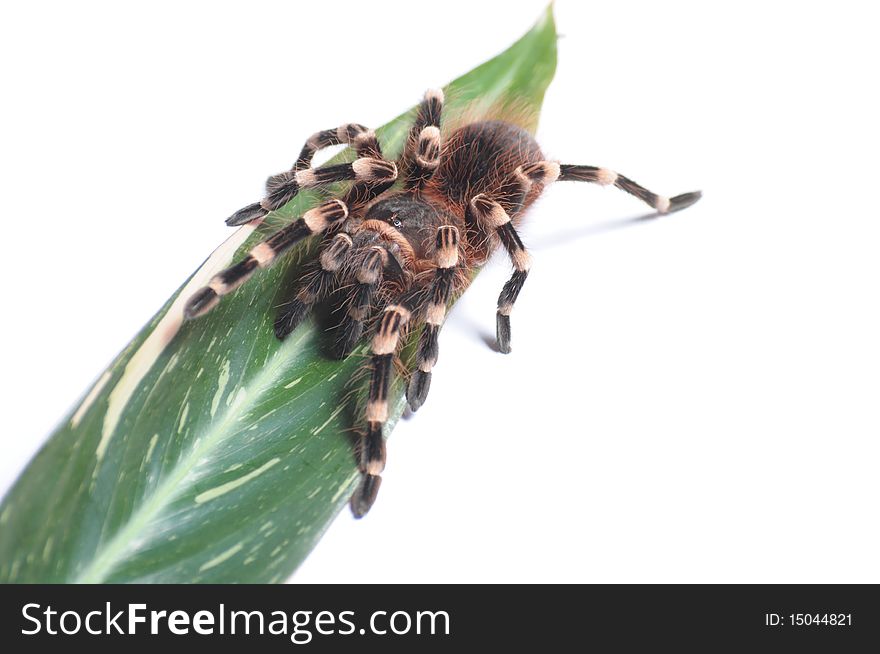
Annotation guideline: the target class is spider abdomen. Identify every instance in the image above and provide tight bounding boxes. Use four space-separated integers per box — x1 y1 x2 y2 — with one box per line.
430 120 545 214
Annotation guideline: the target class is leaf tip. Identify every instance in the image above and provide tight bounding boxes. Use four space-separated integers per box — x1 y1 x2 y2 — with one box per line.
536 2 557 36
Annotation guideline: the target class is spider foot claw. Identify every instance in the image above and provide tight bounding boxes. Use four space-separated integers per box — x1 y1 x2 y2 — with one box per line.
406 370 432 412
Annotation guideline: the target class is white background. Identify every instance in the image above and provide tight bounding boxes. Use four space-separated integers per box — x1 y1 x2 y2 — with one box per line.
1 1 878 583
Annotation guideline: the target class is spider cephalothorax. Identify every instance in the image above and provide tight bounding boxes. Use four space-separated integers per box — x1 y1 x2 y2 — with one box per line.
184 89 701 517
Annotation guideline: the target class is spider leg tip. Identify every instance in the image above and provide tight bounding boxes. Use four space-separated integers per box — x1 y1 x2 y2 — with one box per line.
274 301 309 340
665 190 702 214
226 201 268 226
350 474 382 519
406 370 432 412
496 313 512 354
332 324 364 359
273 323 291 341
183 287 219 320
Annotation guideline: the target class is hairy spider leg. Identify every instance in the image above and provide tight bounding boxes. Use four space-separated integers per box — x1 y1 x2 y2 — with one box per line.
351 225 461 515
184 198 351 319
331 244 395 359
261 159 396 214
292 123 381 172
406 226 461 411
466 161 559 353
224 155 394 228
351 289 424 518
557 164 702 214
403 89 444 190
227 123 386 226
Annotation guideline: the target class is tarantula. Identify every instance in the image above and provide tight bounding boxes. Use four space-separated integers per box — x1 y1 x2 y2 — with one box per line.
183 89 701 517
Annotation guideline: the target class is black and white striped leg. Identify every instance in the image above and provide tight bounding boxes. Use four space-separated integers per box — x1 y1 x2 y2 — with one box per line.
292 127 386 216
406 225 460 411
184 199 349 319
292 123 382 172
225 156 396 226
226 123 384 227
273 232 353 339
263 158 396 214
332 246 390 358
351 300 416 518
558 164 701 213
470 194 532 354
403 89 443 190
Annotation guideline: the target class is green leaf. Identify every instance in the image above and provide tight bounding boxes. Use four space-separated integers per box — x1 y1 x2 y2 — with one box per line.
0 6 557 583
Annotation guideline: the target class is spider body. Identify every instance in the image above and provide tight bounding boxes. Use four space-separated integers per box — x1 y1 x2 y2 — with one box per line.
183 89 701 517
